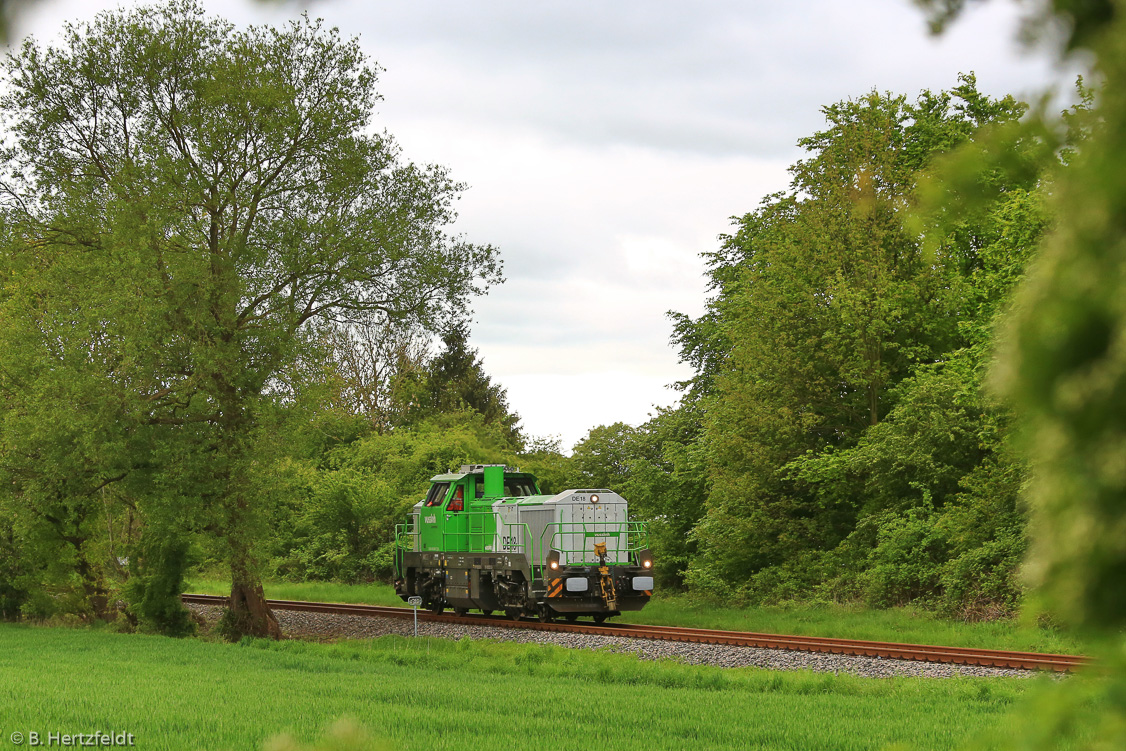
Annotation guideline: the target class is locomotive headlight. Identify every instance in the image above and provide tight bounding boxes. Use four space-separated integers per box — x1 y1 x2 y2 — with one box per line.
546 548 561 571
590 494 599 503
550 561 559 570
643 559 652 569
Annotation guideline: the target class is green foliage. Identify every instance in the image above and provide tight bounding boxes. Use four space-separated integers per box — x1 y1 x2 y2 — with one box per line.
403 322 523 446
0 210 149 620
570 422 640 490
566 407 708 590
968 1 1126 746
515 435 573 495
1000 58 1126 639
659 75 1053 615
915 1 1126 747
781 355 1030 614
857 509 948 608
122 537 196 637
268 464 403 583
342 411 517 491
624 406 710 589
0 510 32 619
265 409 550 583
0 0 500 634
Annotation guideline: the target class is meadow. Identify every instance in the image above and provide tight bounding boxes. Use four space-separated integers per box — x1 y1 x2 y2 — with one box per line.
0 624 1063 751
185 579 1081 655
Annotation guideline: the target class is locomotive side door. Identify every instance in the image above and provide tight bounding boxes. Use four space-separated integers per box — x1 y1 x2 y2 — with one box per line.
445 484 467 552
419 482 451 551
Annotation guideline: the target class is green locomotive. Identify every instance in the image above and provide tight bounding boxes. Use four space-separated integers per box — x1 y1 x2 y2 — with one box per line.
393 464 654 622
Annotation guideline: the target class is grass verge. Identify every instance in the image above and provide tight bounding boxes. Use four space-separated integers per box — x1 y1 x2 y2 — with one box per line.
185 579 1080 655
186 579 405 607
616 594 1081 655
0 624 1062 751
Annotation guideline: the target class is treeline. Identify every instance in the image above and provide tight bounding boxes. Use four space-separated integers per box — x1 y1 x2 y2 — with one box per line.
568 74 1086 619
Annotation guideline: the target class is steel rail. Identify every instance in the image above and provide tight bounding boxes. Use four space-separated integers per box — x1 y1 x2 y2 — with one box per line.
181 593 1086 672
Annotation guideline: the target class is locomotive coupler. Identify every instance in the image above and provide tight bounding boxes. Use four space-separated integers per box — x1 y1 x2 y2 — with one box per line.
594 542 618 611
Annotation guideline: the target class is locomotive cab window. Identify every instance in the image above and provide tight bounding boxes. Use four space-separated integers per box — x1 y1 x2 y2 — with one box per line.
424 482 450 507
503 479 537 497
448 486 464 512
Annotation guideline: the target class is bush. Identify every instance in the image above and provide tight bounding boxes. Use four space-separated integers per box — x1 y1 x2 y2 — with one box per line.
0 522 31 620
858 509 948 608
937 534 1025 619
123 537 196 637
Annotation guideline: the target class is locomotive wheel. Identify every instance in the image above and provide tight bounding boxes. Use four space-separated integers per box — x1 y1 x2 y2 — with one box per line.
592 614 607 624
506 608 523 621
564 614 578 623
481 610 494 616
453 607 468 617
429 601 444 615
538 607 554 623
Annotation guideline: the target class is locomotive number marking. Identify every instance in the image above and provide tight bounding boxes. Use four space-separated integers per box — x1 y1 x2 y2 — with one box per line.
500 536 520 552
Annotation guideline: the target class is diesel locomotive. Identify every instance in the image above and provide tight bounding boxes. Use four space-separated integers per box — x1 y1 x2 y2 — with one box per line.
393 464 654 622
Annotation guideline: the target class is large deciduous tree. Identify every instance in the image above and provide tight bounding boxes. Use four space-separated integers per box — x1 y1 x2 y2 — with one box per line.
681 79 1029 590
0 0 501 636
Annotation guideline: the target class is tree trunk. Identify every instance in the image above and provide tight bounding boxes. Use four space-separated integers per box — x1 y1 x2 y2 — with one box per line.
211 359 280 639
74 549 110 621
228 555 280 639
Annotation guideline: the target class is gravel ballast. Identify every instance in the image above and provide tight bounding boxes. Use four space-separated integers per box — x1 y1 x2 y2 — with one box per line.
187 604 1036 679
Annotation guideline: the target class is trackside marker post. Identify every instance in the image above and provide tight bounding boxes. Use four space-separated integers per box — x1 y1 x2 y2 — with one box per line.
407 596 422 636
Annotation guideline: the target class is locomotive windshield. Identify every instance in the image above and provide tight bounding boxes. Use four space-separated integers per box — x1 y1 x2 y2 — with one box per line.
424 482 450 507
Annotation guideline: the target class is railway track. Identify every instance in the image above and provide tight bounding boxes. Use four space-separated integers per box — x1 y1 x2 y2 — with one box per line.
181 593 1086 672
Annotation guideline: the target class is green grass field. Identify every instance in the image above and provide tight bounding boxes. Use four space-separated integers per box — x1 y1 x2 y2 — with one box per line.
0 624 1063 751
185 578 1081 655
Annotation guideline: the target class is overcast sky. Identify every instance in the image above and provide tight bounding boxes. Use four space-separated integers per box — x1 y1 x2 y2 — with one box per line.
13 0 1081 450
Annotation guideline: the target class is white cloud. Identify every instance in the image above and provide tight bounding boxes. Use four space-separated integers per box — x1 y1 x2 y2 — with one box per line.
502 372 685 451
